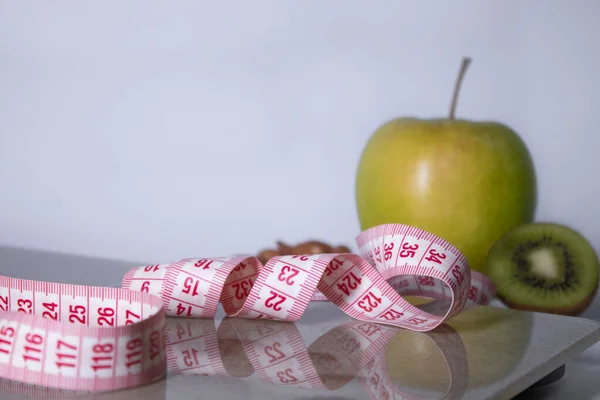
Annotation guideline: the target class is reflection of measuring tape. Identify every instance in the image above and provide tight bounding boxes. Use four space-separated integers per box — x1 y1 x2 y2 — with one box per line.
168 318 400 389
0 223 494 393
362 324 468 400
0 318 468 399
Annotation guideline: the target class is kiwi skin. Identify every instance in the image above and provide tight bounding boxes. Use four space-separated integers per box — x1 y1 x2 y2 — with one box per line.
500 285 598 316
484 222 600 316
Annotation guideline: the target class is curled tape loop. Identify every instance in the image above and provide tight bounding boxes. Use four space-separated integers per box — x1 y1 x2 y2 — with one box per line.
0 223 494 392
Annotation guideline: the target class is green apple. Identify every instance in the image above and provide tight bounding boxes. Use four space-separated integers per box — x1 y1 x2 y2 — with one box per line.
355 57 537 272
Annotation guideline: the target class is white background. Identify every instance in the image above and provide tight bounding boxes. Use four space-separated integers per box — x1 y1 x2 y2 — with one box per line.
1 0 599 264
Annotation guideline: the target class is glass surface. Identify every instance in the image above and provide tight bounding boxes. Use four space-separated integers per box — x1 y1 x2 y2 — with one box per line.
1 246 599 399
0 301 599 400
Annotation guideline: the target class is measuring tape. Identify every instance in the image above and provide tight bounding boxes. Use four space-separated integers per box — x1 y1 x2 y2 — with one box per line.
0 223 494 393
0 317 468 399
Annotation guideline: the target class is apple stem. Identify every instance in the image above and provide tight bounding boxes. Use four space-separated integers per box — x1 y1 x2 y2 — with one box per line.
449 56 472 120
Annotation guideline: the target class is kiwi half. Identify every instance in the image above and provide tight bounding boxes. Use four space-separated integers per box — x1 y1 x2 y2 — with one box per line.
484 222 600 316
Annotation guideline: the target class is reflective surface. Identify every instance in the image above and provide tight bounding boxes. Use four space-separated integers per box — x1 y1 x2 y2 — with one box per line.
1 246 600 399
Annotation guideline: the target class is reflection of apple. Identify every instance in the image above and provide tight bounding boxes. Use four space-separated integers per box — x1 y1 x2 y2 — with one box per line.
355 57 537 273
384 305 533 390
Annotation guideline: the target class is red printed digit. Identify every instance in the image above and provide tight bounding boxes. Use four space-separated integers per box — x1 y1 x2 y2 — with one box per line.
392 279 410 291
341 337 360 354
144 265 160 272
0 325 15 354
176 322 193 340
325 258 343 276
357 291 382 313
125 310 141 325
277 265 300 286
481 292 488 303
232 278 253 300
291 255 309 261
365 358 375 373
383 242 394 260
399 242 419 258
406 317 428 325
55 339 78 369
68 305 87 325
176 303 192 317
418 276 435 286
380 386 390 400
276 368 298 384
97 307 115 327
140 281 150 292
56 340 77 351
182 348 200 367
264 290 287 312
337 332 360 354
22 333 43 363
452 264 464 284
366 250 376 266
255 323 275 337
0 296 8 311
42 302 58 320
264 342 285 363
357 323 382 337
17 299 33 314
0 326 15 338
149 330 161 360
232 261 246 272
91 343 114 371
371 372 380 386
380 308 404 321
425 249 447 264
182 277 200 296
195 259 214 270
468 287 478 301
337 271 362 296
374 247 382 262
124 338 143 368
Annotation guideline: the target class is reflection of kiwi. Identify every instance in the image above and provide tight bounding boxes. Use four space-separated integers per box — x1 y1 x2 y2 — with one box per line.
485 222 600 316
385 305 532 390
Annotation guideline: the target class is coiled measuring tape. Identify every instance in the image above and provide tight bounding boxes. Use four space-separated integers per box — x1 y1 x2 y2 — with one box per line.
0 223 494 393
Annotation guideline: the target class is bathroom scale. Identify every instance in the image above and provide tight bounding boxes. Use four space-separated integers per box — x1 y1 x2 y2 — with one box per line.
0 300 598 400
0 246 599 400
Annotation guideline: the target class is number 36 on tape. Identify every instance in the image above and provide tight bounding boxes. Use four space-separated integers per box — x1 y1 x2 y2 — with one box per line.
0 223 495 392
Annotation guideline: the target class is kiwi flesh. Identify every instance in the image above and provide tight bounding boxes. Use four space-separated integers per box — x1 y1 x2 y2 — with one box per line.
484 222 600 316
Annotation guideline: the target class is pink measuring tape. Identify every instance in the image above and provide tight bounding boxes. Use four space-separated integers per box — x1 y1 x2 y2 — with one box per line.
0 223 495 393
0 317 468 399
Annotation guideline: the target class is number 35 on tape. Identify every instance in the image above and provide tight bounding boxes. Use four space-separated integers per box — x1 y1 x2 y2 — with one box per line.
0 223 495 392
